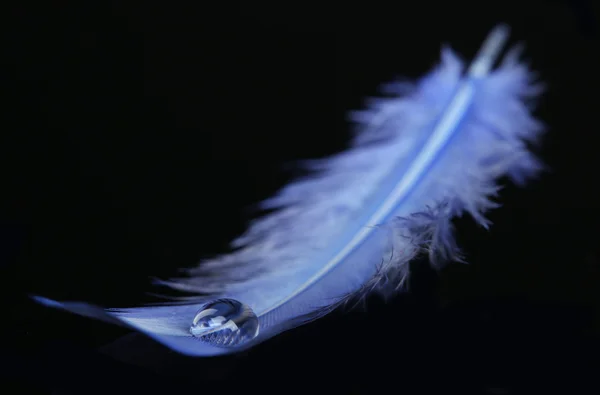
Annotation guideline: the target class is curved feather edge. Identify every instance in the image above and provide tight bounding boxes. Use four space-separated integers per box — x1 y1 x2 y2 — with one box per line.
33 31 545 356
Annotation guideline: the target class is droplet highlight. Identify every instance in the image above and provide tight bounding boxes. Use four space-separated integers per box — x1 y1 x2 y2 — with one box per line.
190 299 259 347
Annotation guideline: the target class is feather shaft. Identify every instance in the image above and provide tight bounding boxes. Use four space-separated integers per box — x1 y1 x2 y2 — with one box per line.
33 24 544 357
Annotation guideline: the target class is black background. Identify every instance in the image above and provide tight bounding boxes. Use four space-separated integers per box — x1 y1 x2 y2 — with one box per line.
2 1 599 394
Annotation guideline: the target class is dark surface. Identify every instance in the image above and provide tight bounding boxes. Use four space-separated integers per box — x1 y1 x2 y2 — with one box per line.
2 1 599 394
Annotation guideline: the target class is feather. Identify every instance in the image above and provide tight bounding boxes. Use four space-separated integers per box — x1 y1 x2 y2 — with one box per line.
33 25 544 357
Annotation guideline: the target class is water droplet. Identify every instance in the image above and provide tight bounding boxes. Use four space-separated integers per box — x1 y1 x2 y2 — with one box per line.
189 299 259 347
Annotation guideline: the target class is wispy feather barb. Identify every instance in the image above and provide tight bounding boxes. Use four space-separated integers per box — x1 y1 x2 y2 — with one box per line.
34 25 544 357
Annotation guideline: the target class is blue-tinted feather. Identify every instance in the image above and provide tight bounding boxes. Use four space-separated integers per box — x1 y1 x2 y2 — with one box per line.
34 25 544 356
